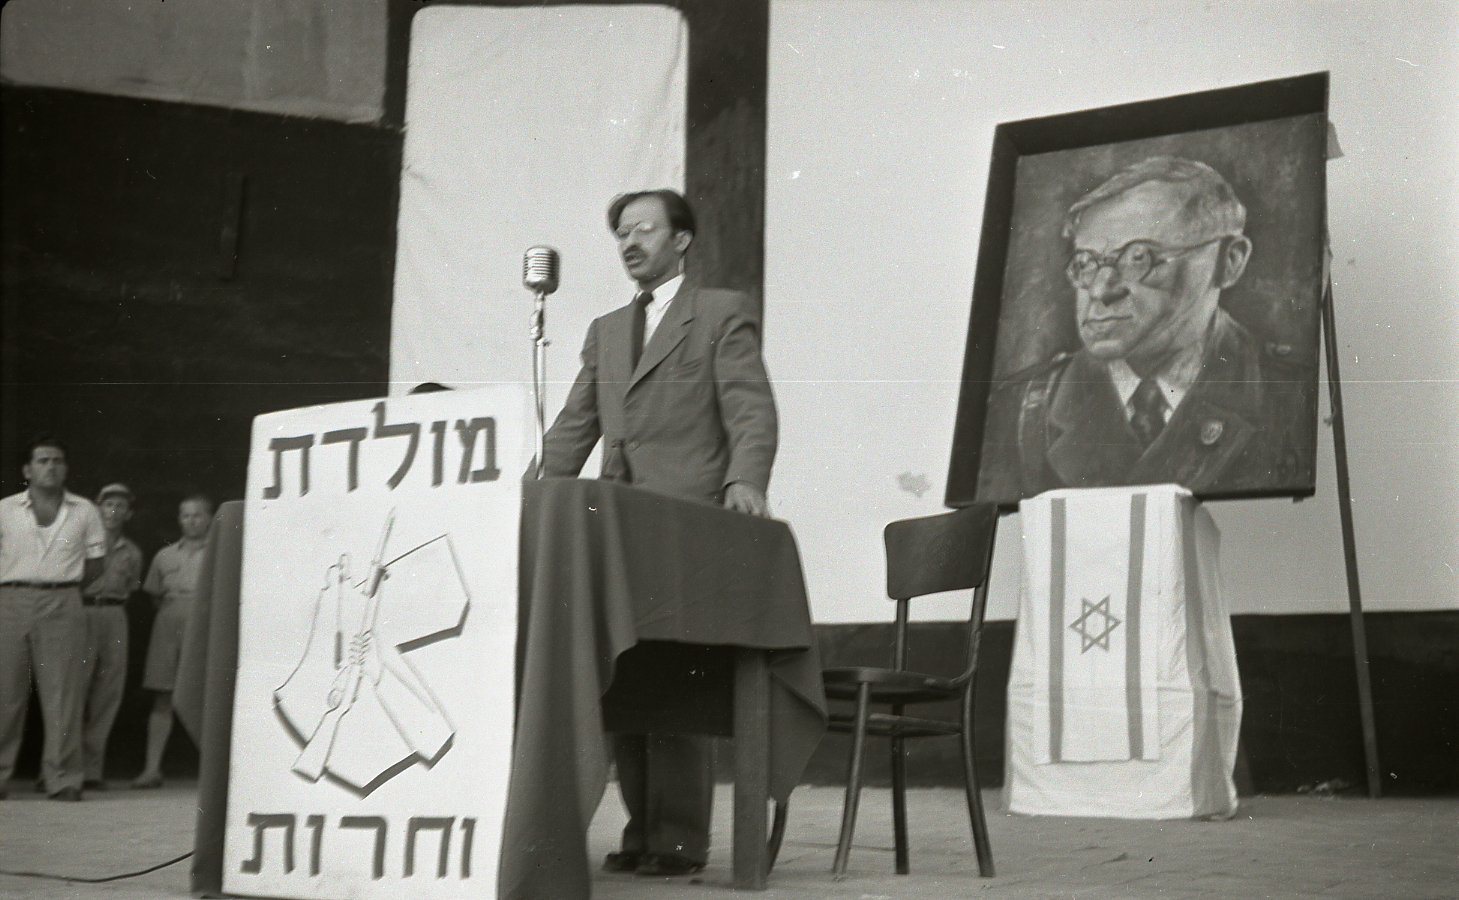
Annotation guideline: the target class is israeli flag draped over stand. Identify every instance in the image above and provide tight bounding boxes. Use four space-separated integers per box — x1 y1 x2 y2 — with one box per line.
1005 484 1242 820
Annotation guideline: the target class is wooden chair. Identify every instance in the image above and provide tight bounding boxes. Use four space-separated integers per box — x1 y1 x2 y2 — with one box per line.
823 504 1000 877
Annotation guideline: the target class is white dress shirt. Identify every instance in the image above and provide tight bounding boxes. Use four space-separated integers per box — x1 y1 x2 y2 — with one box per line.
640 272 684 347
0 490 107 583
1106 339 1206 424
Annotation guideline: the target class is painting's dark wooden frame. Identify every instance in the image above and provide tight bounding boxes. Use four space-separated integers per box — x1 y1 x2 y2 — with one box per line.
945 72 1331 509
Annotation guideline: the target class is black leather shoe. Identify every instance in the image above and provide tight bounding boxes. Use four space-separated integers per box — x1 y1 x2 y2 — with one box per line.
83 779 109 791
635 853 705 877
602 851 642 873
48 786 83 801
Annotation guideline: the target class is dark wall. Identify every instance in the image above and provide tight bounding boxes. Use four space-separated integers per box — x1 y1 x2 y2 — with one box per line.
2 85 400 519
1233 611 1459 795
3 84 401 779
800 612 1458 796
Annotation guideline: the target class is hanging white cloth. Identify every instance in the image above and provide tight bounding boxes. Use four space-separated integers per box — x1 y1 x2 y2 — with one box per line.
1006 484 1242 819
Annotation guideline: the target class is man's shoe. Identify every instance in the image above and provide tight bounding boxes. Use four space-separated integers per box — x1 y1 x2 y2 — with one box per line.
602 851 642 873
131 773 164 789
635 853 705 877
48 786 83 801
83 779 108 791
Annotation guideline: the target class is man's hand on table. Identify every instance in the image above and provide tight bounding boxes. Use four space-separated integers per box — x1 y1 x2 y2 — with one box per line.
724 482 770 517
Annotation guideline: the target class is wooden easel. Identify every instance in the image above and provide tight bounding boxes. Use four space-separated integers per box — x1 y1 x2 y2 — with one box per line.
1320 279 1382 798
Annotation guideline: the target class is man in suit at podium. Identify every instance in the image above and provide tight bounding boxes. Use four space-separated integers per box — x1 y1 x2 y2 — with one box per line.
541 189 778 877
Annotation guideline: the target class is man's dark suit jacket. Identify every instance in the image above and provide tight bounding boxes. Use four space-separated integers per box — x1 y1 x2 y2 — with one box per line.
976 309 1316 505
542 281 778 505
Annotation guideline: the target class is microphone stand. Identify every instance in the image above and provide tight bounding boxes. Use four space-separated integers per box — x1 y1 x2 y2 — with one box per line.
530 289 548 479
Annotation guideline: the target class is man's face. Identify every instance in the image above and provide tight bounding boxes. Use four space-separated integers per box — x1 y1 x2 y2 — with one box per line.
1069 181 1225 367
99 495 133 532
23 445 67 491
178 499 213 541
615 196 690 290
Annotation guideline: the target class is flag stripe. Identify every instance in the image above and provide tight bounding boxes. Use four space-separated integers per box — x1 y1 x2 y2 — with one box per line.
1182 499 1218 812
1048 497 1066 764
1125 492 1146 760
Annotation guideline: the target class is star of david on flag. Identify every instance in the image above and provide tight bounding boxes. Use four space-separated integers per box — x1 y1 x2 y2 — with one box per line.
1069 595 1121 653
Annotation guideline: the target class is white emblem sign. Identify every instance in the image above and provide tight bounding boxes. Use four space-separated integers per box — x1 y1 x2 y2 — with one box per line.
224 387 528 900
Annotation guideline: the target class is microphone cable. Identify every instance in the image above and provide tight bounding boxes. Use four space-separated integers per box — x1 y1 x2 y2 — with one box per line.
0 850 193 883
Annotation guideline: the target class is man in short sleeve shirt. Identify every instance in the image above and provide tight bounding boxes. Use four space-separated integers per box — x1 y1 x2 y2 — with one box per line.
78 483 143 788
132 493 212 789
0 436 106 800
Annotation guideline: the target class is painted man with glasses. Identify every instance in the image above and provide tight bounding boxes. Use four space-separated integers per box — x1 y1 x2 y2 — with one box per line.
977 155 1313 502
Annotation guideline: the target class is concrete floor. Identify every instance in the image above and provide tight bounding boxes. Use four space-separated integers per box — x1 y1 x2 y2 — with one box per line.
1 780 1455 900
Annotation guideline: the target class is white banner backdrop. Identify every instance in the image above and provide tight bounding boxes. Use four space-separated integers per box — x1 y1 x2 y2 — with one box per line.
225 387 530 900
390 3 687 422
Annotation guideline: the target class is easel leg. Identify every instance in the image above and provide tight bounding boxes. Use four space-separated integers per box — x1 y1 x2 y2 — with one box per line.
1321 280 1383 798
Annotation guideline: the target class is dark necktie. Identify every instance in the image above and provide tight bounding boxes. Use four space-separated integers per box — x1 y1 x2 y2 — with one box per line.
630 291 653 368
1129 377 1167 447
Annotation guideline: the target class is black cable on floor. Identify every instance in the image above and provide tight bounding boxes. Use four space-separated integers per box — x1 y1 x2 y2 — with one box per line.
0 850 193 883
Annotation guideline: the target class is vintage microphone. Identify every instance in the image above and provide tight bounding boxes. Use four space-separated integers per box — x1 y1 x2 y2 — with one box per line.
524 246 560 478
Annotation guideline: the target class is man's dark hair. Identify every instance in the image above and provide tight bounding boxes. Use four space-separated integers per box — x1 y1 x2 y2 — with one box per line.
1063 156 1246 241
181 492 215 514
19 433 67 468
607 189 696 237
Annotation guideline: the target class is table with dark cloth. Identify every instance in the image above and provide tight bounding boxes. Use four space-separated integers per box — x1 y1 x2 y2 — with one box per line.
501 478 827 899
188 484 826 900
178 500 244 897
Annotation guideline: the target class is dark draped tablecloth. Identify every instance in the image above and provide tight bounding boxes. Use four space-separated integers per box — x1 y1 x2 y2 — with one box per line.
499 478 827 900
181 500 245 896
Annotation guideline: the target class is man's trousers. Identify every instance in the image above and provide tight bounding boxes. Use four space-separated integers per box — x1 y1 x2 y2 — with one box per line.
612 733 715 863
0 585 85 793
79 604 129 782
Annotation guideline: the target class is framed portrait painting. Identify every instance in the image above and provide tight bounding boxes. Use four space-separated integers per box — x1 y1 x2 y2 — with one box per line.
946 73 1330 509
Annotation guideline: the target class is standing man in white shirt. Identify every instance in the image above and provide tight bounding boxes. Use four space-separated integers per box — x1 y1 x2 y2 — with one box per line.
0 435 107 801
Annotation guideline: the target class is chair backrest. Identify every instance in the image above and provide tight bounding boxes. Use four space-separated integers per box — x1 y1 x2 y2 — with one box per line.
884 503 1001 676
884 504 999 601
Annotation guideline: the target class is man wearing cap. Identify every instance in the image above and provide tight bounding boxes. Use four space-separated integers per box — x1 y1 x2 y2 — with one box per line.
0 435 107 801
78 483 143 790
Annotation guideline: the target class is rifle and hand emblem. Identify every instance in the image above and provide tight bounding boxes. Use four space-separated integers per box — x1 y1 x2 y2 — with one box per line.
274 511 472 794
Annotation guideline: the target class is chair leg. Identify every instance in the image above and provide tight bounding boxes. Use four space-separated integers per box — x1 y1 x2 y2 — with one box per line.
960 682 995 877
767 800 788 872
890 726 909 874
832 683 872 877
